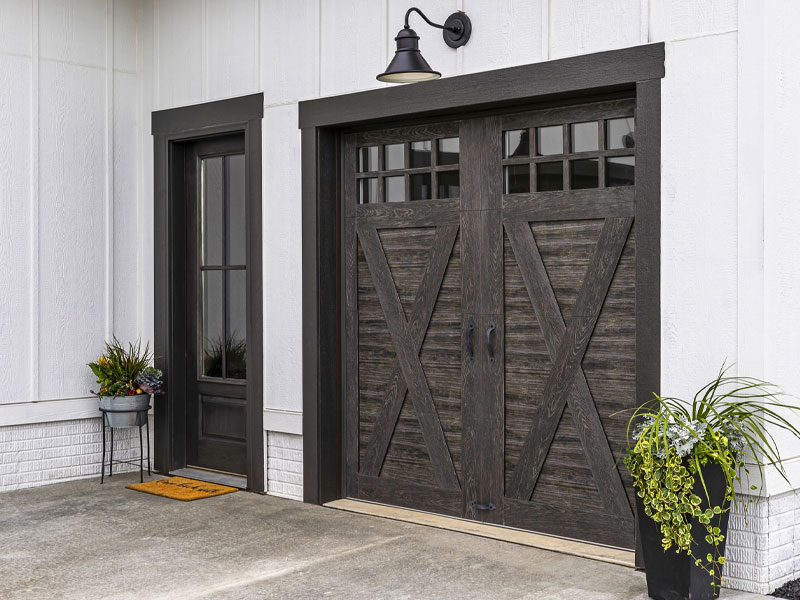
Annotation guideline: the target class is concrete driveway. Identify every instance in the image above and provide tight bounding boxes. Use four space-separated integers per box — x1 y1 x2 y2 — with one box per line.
0 473 770 599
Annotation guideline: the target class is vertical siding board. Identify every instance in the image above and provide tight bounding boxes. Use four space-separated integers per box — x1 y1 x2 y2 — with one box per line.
262 104 303 416
649 0 737 42
205 0 259 101
113 0 138 72
461 0 543 74
113 72 139 342
38 61 107 400
0 0 33 56
154 0 202 109
660 33 738 398
39 0 107 67
549 0 641 59
320 0 386 96
260 0 318 105
0 55 33 404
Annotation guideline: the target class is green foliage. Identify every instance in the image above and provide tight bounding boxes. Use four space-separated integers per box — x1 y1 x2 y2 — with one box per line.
88 338 155 397
622 364 800 588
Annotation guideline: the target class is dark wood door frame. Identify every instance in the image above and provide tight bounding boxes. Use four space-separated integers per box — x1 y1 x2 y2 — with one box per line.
152 93 264 492
300 45 663 511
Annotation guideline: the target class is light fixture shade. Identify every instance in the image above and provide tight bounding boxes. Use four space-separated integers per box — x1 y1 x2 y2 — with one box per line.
377 27 441 83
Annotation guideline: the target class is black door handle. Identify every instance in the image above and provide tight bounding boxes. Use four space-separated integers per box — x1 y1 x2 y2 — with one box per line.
465 319 475 362
486 322 496 364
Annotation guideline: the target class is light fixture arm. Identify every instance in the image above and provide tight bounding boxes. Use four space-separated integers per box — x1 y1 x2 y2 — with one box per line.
404 7 460 33
402 7 472 49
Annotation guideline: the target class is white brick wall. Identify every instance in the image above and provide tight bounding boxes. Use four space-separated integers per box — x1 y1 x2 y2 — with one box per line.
0 416 154 492
266 431 302 501
725 490 800 594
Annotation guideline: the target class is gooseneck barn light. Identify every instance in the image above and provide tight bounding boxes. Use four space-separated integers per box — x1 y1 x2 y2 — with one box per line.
377 7 472 83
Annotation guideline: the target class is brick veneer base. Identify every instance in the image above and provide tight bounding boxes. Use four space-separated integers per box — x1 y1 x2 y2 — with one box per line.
723 490 800 594
266 431 302 501
0 416 155 492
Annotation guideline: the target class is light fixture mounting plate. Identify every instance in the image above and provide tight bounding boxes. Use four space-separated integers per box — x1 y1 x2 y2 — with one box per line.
442 12 471 49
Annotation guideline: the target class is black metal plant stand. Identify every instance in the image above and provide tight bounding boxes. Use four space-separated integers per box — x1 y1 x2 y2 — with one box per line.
99 406 151 484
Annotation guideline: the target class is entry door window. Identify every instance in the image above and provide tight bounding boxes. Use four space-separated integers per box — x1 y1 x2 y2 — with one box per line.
200 154 247 380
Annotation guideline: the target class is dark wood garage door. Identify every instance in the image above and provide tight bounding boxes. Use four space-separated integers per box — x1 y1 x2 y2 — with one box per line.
343 99 638 549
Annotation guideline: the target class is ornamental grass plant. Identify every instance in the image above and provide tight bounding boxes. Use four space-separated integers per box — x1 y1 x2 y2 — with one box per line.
622 364 800 587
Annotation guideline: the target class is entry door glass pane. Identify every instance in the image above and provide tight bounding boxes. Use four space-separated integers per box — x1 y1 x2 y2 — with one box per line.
199 153 247 381
226 154 246 265
226 270 247 379
202 271 224 377
202 157 224 265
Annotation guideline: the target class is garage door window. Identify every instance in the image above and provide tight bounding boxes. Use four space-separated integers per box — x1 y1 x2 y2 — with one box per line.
502 116 636 194
356 136 460 203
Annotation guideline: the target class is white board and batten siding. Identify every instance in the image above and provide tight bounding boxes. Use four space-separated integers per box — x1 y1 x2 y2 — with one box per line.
0 0 148 490
2 0 800 592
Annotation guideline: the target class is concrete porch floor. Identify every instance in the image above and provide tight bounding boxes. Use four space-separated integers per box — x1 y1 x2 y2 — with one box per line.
0 473 770 600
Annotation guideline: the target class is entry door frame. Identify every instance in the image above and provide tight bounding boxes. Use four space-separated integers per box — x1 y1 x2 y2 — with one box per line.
300 45 664 509
152 93 264 492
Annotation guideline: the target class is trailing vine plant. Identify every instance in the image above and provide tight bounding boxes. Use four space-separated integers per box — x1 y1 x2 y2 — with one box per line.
622 364 800 589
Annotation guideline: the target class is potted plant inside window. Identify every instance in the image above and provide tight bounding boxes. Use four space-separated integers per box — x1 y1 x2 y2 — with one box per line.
623 365 800 600
88 339 163 427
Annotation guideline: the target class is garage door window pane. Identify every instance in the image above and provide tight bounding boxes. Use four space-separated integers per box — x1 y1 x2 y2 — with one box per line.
359 178 378 204
385 144 404 170
437 171 460 198
606 156 635 187
358 146 379 172
571 121 599 153
410 173 432 201
571 158 599 189
606 118 635 150
536 126 563 156
536 162 563 192
410 140 431 168
438 138 459 165
504 130 529 158
385 176 405 202
504 164 530 194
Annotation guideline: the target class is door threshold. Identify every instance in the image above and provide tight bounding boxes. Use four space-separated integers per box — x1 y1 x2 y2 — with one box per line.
324 498 635 569
171 467 248 490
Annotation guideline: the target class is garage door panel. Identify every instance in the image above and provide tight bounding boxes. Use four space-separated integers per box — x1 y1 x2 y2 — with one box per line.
352 167 463 491
344 101 641 549
503 497 633 549
380 391 436 485
356 474 463 518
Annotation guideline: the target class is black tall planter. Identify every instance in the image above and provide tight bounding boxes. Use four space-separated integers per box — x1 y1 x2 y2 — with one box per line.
637 464 730 600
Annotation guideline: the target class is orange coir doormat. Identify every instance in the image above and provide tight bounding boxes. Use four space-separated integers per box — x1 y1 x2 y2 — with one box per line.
126 476 237 501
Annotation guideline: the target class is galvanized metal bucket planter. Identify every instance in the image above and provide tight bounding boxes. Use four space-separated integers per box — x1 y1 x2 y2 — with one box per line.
99 395 150 427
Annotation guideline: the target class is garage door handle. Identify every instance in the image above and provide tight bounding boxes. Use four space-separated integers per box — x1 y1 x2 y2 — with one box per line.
465 319 475 362
468 501 496 511
486 322 496 363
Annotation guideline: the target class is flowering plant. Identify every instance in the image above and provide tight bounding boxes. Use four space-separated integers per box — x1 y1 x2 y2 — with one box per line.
88 338 163 398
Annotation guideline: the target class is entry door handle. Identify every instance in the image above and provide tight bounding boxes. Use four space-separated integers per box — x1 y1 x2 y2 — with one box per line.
465 319 475 362
486 322 496 364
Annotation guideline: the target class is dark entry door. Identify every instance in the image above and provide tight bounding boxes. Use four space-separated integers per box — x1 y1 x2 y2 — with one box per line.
185 134 248 475
343 99 638 548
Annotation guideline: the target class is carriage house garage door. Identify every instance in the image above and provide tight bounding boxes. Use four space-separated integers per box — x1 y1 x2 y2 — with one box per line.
343 99 639 549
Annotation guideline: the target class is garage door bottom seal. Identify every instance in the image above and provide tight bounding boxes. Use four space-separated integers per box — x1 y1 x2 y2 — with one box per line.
324 498 635 569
